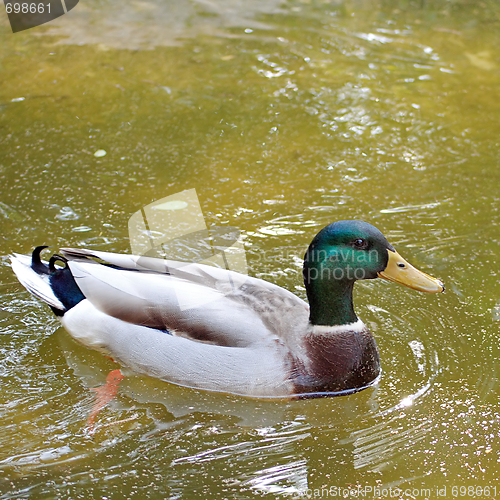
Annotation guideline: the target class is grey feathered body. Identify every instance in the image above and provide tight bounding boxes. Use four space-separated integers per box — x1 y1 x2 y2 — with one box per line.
10 248 380 397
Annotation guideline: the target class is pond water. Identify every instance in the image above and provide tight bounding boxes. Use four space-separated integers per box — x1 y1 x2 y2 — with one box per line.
1 0 500 497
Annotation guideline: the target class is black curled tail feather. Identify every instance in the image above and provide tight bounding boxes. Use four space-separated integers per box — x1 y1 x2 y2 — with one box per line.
31 246 51 274
31 246 85 316
49 254 68 273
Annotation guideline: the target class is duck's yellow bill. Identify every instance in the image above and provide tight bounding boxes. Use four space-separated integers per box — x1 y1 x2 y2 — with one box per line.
378 249 444 293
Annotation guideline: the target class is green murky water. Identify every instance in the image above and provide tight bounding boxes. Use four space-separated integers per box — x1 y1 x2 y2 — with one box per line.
1 0 500 497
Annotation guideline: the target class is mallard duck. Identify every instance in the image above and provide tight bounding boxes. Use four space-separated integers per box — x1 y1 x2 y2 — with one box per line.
11 220 443 398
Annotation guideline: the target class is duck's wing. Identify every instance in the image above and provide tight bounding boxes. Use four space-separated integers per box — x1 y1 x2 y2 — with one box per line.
60 248 310 348
61 298 296 397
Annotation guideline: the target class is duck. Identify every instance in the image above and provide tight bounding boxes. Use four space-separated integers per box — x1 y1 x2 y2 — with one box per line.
10 220 444 399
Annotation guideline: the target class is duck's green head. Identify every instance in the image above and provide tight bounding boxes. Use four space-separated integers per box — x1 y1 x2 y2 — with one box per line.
303 220 444 326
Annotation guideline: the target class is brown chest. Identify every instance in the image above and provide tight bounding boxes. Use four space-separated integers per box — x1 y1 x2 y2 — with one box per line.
291 329 380 395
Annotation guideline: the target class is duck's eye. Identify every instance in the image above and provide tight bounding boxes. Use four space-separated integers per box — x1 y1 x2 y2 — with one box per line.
353 238 368 249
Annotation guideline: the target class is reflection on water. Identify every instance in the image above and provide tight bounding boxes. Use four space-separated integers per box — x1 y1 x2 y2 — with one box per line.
348 415 434 472
245 458 309 495
39 0 284 49
2 0 500 497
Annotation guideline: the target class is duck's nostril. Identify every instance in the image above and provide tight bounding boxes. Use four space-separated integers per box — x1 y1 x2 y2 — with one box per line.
397 263 406 268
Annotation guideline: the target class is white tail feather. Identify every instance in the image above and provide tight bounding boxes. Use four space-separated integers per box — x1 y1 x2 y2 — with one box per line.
10 254 65 310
